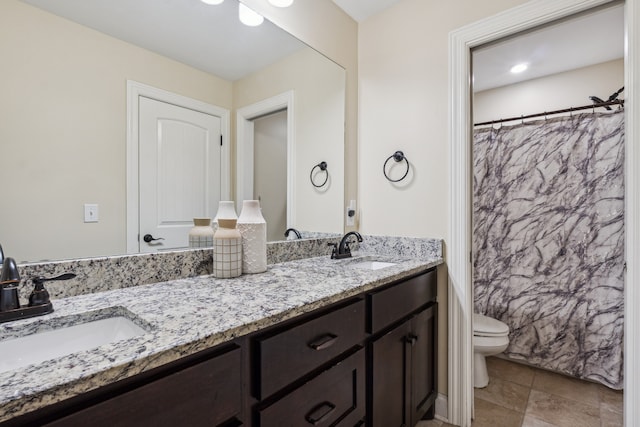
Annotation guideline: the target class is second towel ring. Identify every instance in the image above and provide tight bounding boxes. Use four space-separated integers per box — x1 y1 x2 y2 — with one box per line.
310 161 329 188
383 151 410 182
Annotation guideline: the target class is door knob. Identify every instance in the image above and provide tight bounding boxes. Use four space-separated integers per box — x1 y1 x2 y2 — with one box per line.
143 234 165 243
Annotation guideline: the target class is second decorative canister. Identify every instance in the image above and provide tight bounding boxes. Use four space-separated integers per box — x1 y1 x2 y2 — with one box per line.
213 200 238 232
212 219 242 279
236 200 267 274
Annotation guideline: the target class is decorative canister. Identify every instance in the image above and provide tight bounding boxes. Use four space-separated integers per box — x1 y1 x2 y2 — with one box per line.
213 201 238 232
188 217 214 248
237 200 267 274
213 219 242 278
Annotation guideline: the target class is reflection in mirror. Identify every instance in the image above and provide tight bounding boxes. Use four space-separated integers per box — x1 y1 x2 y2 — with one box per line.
1 0 345 263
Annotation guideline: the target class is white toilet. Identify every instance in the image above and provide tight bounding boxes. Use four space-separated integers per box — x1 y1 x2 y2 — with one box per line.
473 313 510 388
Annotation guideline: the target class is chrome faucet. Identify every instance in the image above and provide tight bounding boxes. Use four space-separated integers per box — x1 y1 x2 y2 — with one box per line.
329 231 363 259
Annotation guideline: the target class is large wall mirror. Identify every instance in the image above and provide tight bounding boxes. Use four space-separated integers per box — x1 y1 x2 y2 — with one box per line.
1 0 345 263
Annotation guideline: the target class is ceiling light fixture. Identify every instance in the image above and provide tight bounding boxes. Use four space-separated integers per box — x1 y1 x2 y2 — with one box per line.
201 0 224 5
268 0 294 7
239 3 264 26
510 63 528 74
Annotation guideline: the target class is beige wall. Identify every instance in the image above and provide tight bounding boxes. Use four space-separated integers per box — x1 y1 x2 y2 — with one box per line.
234 48 345 234
0 0 232 262
474 59 624 124
358 0 532 398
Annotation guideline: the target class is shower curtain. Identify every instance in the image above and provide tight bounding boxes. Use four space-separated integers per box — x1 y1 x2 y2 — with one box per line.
473 110 624 389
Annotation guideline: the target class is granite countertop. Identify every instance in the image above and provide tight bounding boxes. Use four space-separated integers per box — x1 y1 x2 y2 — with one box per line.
0 251 442 422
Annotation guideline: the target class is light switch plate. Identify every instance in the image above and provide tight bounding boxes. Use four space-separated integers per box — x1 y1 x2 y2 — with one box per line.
84 204 99 223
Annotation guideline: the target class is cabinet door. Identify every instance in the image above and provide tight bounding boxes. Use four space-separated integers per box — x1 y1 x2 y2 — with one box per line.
42 346 242 427
410 304 437 424
370 320 411 427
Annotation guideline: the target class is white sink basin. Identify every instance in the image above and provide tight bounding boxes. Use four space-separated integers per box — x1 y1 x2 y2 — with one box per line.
350 260 397 270
0 316 147 374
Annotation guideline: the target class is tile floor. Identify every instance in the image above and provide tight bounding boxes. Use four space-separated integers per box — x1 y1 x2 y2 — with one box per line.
417 356 623 427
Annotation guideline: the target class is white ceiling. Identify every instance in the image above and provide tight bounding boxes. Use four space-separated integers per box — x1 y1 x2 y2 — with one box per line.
332 1 623 93
21 0 624 91
473 4 624 92
332 0 403 22
20 0 306 81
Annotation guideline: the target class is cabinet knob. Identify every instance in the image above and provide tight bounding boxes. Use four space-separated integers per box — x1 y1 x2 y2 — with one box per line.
405 334 418 346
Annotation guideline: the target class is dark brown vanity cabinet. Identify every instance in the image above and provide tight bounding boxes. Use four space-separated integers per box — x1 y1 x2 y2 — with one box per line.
3 267 437 427
368 269 438 427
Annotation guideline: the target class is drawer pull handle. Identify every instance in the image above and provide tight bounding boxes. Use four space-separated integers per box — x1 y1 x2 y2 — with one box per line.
308 334 338 351
305 401 336 425
405 334 418 346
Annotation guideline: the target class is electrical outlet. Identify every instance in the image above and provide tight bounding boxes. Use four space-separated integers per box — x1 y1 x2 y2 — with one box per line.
346 199 356 226
84 204 99 223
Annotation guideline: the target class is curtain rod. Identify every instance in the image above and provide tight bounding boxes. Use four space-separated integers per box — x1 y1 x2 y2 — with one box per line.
473 99 624 127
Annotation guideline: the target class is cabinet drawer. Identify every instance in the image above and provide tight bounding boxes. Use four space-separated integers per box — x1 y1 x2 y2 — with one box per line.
258 349 366 427
367 269 436 333
254 298 365 399
42 345 242 427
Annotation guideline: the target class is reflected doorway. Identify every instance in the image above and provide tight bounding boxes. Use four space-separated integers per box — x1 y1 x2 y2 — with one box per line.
253 110 288 241
236 90 295 241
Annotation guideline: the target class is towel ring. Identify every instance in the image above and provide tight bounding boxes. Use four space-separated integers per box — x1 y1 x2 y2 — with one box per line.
310 161 329 188
383 151 410 182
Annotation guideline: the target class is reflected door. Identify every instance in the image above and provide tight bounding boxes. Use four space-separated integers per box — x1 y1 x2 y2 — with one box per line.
139 96 222 252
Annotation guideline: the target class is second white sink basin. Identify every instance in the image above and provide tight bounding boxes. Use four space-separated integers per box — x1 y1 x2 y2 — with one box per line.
350 260 397 270
0 316 147 374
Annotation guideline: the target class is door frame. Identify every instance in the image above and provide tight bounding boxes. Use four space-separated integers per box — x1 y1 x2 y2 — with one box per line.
448 0 637 425
126 80 231 254
236 90 295 226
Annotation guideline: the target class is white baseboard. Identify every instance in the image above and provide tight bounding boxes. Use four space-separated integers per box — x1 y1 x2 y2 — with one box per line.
434 393 449 422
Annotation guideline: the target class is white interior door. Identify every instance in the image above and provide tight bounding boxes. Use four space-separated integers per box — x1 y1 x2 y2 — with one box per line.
139 96 221 252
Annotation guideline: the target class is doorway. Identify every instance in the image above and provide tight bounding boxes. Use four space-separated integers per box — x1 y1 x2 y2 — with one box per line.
448 0 638 426
253 110 288 241
471 0 624 385
126 81 231 254
236 91 295 236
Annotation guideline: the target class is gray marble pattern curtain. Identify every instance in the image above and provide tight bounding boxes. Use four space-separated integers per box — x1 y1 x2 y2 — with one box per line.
473 110 624 389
